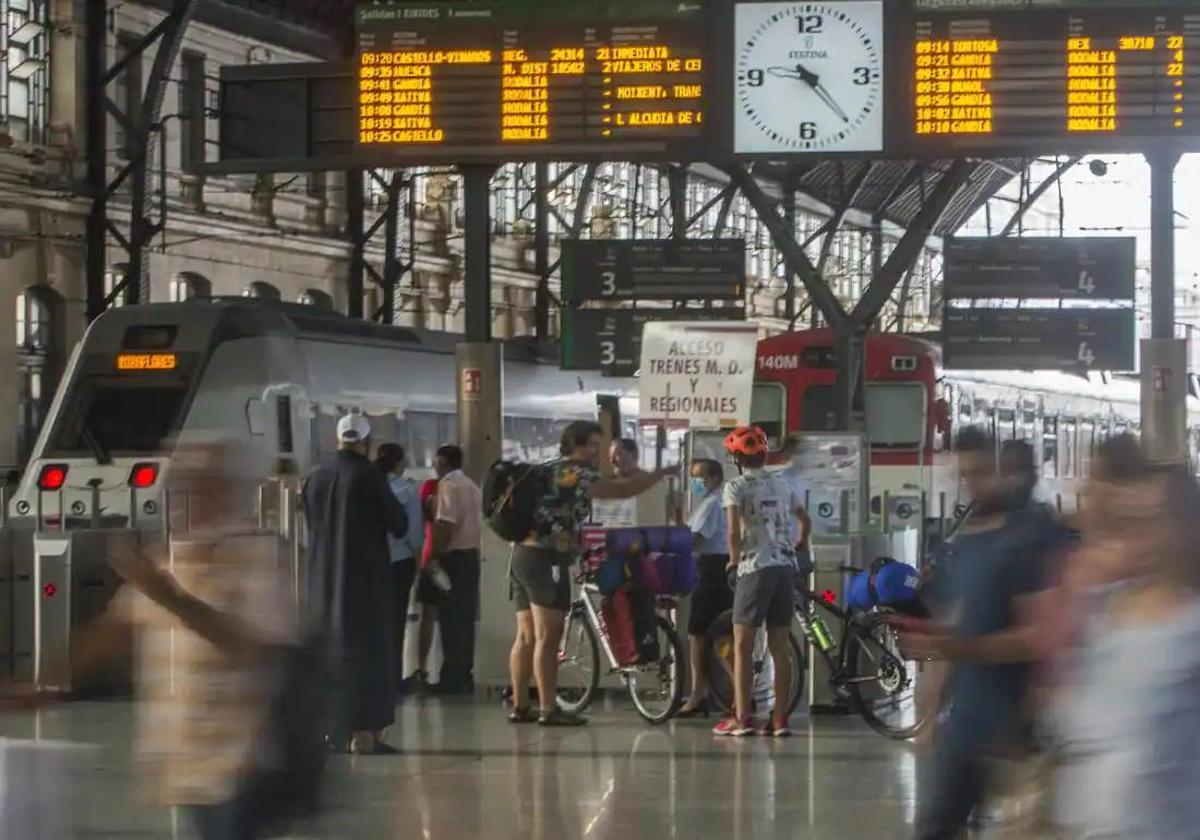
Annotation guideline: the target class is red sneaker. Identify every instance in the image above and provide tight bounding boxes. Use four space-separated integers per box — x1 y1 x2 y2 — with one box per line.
712 715 758 737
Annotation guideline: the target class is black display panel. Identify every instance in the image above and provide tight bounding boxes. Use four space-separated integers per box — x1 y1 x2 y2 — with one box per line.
904 0 1200 154
561 239 746 303
561 307 745 376
355 0 709 162
943 306 1136 371
944 237 1137 300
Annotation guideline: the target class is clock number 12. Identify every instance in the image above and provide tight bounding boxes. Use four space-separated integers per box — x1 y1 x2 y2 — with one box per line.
797 14 824 33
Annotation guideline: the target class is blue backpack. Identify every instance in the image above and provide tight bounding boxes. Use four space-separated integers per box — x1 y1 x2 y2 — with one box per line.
847 557 920 611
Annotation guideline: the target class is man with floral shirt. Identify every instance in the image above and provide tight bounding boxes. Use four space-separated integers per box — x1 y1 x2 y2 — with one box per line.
507 420 673 726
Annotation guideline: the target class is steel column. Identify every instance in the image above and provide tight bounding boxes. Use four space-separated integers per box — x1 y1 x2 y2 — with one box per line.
782 182 797 322
85 0 108 322
379 171 404 324
462 164 497 343
1148 150 1180 339
127 0 198 303
534 162 550 340
668 166 688 240
346 170 365 318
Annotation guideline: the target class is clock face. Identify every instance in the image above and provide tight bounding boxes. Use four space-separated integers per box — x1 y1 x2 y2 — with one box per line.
734 1 884 154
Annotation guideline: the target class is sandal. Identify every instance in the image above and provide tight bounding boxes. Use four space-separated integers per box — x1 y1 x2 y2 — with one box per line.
538 709 588 727
508 706 539 724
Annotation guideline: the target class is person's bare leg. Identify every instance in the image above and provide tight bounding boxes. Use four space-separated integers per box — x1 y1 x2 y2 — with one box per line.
350 731 376 754
510 610 535 710
766 626 794 728
684 634 708 708
733 623 756 722
530 605 566 716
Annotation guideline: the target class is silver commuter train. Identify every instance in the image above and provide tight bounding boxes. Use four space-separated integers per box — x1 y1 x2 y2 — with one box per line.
1 299 636 684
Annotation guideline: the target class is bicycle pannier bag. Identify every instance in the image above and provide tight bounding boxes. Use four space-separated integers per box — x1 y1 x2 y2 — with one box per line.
601 589 639 666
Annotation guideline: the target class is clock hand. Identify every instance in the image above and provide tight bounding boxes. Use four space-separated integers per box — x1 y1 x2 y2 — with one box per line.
812 82 851 124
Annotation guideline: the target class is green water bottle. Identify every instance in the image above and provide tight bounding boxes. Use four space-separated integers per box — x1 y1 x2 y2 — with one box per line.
809 612 833 653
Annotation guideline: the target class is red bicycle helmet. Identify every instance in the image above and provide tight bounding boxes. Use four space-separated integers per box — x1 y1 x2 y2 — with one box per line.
723 425 769 457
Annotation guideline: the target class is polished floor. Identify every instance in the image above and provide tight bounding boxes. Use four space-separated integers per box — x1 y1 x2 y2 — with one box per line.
0 695 1019 839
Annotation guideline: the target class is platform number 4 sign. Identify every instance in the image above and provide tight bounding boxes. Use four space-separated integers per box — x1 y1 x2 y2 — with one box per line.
1077 270 1096 295
1077 342 1096 367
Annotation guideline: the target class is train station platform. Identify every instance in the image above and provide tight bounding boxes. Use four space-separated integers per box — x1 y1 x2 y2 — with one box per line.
0 696 1037 840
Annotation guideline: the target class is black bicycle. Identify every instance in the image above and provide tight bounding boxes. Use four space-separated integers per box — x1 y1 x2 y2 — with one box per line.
703 572 930 740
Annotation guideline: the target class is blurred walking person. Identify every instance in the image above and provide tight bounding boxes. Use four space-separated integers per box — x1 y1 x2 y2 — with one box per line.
303 413 408 754
413 476 445 691
1048 467 1200 839
376 443 424 691
903 429 1069 840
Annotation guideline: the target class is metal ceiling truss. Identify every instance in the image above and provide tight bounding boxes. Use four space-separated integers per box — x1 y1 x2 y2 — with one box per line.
86 0 199 320
346 169 416 324
999 155 1081 237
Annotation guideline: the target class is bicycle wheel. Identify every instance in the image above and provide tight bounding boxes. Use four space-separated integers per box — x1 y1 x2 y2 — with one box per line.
842 611 929 740
626 615 684 724
703 609 805 717
556 609 600 715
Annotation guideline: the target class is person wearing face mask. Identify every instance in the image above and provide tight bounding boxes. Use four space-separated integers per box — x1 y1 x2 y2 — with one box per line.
677 458 732 718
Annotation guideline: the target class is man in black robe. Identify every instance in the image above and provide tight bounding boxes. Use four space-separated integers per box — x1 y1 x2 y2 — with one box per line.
302 413 408 754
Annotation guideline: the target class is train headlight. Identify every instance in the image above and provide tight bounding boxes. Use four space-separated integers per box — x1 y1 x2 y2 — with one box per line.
142 500 158 515
15 500 30 515
70 501 86 515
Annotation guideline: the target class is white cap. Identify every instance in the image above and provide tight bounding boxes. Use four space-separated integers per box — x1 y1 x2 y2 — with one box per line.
337 413 371 444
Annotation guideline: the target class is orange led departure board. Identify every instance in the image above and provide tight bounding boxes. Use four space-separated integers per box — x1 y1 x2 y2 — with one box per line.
907 2 1200 152
356 1 708 161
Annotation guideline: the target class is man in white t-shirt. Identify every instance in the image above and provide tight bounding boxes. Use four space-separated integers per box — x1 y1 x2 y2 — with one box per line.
714 426 811 738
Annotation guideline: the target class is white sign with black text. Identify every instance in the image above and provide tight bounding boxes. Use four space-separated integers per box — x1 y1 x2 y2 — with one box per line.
638 322 759 429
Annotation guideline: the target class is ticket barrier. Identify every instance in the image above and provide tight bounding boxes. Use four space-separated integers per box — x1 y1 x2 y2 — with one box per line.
11 479 306 693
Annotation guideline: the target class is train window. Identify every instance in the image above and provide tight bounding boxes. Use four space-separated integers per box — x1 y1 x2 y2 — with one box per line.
1042 417 1059 479
800 347 836 369
865 384 926 449
276 396 293 454
1061 418 1077 477
52 382 189 455
1079 421 1095 477
800 386 838 434
750 383 786 446
122 325 178 350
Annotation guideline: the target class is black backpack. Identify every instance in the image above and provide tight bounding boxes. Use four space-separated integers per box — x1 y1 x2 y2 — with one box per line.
483 460 550 543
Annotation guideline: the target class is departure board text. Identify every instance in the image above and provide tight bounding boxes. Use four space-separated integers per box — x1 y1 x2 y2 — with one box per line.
908 4 1200 153
355 1 707 161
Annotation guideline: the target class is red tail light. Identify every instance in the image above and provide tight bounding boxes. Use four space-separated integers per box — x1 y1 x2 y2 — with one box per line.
821 589 838 606
37 464 68 491
129 463 159 489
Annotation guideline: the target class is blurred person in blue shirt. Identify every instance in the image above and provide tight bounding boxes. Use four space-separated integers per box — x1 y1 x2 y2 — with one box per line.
904 431 1070 840
678 458 731 717
375 443 424 691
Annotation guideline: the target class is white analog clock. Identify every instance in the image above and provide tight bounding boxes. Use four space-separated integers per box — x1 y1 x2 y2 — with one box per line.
734 1 884 154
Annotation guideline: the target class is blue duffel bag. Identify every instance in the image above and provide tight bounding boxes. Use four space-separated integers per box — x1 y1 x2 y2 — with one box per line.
847 557 921 611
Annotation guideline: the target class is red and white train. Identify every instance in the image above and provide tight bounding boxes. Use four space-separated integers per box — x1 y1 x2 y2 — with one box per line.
752 329 1200 525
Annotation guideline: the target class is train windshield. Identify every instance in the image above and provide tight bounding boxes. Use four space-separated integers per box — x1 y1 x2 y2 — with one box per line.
50 378 190 457
865 384 925 449
799 384 925 449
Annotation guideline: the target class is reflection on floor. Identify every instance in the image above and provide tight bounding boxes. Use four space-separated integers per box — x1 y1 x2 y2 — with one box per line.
0 695 1018 839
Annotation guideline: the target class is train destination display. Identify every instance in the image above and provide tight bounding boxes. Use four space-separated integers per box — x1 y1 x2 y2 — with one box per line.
562 239 746 303
909 2 1200 152
944 237 1137 300
355 1 707 161
943 307 1136 371
562 307 746 376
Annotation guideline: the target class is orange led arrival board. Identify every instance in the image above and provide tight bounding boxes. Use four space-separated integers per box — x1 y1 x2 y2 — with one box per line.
356 1 708 161
906 1 1200 153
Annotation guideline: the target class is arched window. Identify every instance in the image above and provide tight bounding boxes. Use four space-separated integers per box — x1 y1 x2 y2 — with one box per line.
298 289 333 310
243 280 281 301
104 263 134 307
15 285 60 465
170 271 212 302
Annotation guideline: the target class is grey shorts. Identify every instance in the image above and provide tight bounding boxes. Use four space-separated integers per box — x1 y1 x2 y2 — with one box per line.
511 544 572 612
732 565 795 628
